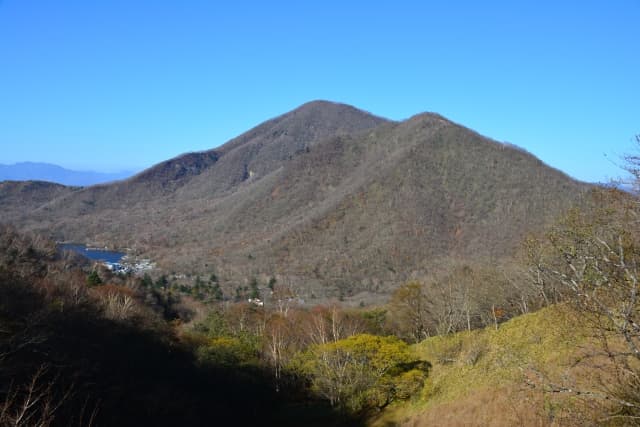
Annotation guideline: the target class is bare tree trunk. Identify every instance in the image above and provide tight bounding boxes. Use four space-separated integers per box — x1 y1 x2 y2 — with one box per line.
492 304 498 330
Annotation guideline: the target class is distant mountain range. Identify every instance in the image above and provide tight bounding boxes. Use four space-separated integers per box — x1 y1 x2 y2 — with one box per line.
0 101 593 303
0 162 136 186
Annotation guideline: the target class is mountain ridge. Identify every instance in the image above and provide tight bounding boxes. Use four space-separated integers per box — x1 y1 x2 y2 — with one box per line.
0 162 136 186
0 101 592 302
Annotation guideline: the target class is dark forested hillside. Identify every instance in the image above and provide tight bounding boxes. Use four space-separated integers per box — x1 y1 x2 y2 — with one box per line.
0 226 363 427
0 101 590 302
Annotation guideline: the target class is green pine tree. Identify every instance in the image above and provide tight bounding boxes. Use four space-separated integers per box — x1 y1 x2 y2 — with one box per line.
87 270 102 286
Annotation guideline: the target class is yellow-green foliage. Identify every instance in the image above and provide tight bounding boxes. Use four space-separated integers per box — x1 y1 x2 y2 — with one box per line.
370 305 591 426
413 305 586 406
292 334 429 413
187 310 261 366
195 335 260 366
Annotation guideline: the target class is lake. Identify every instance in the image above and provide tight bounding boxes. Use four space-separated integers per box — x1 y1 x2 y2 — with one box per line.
58 243 125 264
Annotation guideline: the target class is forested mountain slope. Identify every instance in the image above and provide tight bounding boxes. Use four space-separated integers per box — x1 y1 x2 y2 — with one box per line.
0 101 590 301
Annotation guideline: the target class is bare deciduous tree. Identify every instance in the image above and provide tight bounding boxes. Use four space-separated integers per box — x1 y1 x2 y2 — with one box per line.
527 154 640 421
0 366 74 427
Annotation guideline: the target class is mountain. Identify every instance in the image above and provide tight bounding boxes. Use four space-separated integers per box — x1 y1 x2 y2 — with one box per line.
0 180 77 223
0 101 591 302
0 162 136 186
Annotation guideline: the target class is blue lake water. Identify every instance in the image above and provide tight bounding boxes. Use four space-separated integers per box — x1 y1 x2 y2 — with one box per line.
58 244 125 264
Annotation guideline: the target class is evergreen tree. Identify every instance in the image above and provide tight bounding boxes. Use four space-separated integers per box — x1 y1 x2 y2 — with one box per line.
249 278 260 299
87 270 102 286
212 283 223 301
141 273 153 288
155 274 168 290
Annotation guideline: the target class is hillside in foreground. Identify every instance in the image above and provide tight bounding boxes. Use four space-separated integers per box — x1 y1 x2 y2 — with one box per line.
0 226 362 427
374 305 613 427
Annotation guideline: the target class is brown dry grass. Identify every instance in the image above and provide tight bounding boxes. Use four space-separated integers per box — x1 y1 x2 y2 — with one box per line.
392 386 552 427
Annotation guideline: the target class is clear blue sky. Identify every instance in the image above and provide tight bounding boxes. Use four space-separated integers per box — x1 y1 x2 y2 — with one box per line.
0 1 638 183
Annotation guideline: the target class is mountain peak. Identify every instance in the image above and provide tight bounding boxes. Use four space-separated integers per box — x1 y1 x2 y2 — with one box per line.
404 111 451 125
289 100 390 124
295 99 344 109
1 102 591 303
194 100 390 193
